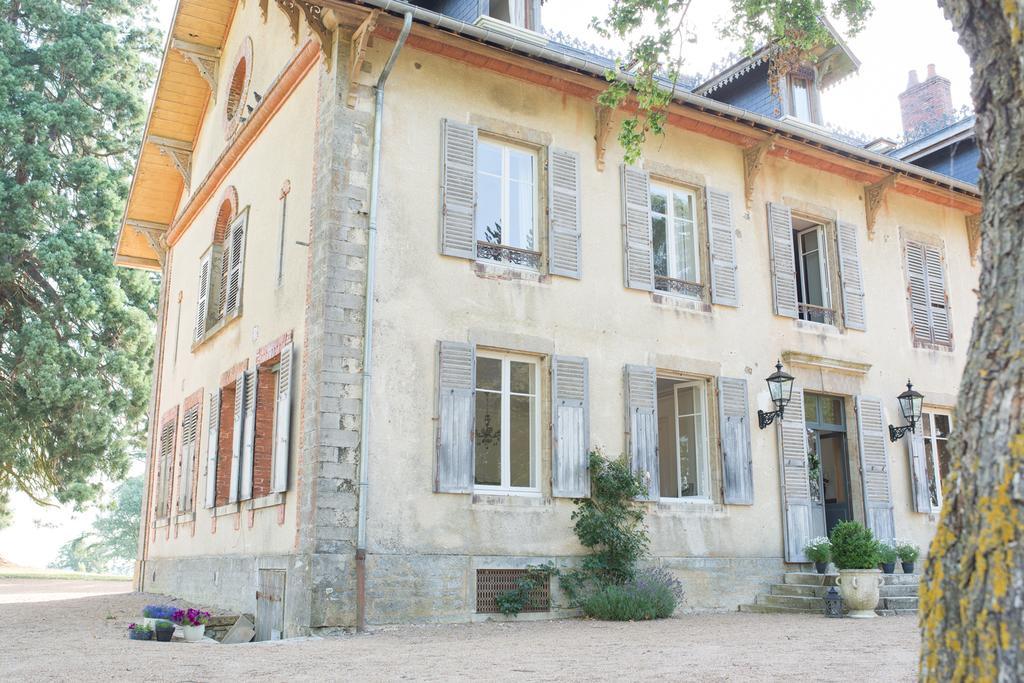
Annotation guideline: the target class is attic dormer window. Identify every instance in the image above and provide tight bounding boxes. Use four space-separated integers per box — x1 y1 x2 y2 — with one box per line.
489 0 530 29
786 74 820 124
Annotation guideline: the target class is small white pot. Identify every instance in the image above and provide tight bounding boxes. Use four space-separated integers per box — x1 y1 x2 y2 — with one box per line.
182 624 206 642
835 568 884 618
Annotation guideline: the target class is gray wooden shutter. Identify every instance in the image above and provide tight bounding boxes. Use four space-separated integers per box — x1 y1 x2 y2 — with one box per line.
907 428 931 513
625 364 658 500
906 241 933 344
225 209 248 317
205 390 220 508
240 368 257 500
217 241 230 319
767 202 798 318
718 377 753 505
707 188 739 307
548 148 582 278
621 165 654 291
856 396 896 543
228 372 245 504
194 253 211 342
157 419 175 518
208 244 224 323
440 119 477 260
435 341 475 493
178 407 198 512
779 388 813 562
837 221 866 330
551 355 589 498
924 245 951 345
271 342 293 493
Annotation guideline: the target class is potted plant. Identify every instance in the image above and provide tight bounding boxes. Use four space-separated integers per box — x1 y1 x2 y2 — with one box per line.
142 604 177 629
127 623 152 641
830 521 883 618
803 536 832 574
896 541 920 574
153 619 175 642
878 542 898 574
174 608 211 642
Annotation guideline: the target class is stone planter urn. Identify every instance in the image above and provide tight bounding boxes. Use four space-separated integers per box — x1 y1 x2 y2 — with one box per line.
835 568 884 618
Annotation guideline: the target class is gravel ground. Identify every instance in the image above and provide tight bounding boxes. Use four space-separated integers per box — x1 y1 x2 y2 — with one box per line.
0 577 920 681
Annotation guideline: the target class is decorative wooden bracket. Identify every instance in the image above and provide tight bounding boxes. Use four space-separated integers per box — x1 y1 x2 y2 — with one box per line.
148 135 193 189
347 10 380 107
275 0 301 44
595 104 614 171
864 174 898 240
965 213 982 266
170 39 222 102
126 219 169 267
275 0 333 67
742 134 778 210
259 0 269 22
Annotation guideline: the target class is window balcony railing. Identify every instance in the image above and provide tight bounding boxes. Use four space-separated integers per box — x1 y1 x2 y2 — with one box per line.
477 241 542 270
798 303 836 326
654 275 705 300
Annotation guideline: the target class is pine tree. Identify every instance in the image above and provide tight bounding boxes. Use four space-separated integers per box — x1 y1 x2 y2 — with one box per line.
0 0 159 523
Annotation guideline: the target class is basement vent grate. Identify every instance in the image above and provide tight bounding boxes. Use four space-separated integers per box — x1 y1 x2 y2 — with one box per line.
475 569 551 614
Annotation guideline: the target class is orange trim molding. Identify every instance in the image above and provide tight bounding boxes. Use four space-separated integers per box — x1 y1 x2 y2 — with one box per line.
166 39 320 248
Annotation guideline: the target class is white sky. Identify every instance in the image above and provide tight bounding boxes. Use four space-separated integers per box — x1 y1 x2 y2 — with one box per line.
0 0 971 569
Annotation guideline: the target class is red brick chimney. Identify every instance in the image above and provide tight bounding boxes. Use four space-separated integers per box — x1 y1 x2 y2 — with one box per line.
898 64 954 136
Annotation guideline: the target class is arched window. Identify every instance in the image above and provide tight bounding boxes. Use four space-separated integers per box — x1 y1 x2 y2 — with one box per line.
194 186 247 344
223 38 253 136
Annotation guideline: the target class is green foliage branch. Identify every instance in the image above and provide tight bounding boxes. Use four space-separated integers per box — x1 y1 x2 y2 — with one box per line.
0 0 160 523
596 0 873 162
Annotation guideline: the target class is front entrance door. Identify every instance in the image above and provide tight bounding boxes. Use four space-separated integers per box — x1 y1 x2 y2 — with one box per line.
805 394 853 536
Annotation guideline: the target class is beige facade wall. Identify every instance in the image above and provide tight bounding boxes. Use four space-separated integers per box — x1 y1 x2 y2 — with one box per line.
147 65 317 561
359 43 976 570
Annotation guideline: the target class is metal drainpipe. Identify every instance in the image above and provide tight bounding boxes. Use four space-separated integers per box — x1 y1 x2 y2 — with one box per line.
355 10 412 633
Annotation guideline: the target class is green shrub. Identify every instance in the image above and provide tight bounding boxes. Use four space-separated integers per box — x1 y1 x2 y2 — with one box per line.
581 568 682 620
877 542 898 564
895 541 920 563
829 521 880 569
558 451 650 606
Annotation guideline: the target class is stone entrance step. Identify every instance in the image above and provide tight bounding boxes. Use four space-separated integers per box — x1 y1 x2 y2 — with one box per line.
739 571 920 617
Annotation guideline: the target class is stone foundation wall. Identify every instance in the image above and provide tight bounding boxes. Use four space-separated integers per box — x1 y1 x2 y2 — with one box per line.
361 553 790 625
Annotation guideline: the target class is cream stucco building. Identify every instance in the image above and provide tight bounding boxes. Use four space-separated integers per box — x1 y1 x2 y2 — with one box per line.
116 0 982 636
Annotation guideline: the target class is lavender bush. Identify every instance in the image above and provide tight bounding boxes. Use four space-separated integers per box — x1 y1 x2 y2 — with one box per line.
581 567 684 620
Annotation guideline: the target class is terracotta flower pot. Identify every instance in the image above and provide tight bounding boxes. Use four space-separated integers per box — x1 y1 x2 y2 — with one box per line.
835 568 883 618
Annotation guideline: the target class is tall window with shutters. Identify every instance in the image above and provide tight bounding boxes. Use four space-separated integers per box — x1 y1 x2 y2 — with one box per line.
434 341 590 498
766 203 866 330
625 365 747 505
904 239 952 349
176 404 200 514
439 119 582 279
194 205 248 345
622 166 738 306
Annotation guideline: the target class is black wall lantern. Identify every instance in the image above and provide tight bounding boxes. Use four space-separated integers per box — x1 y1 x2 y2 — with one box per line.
758 360 795 429
888 380 924 442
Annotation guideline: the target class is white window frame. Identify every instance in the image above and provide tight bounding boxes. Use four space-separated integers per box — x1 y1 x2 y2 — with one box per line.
922 409 953 512
476 138 539 265
473 351 541 496
660 378 712 504
794 223 833 321
650 182 702 297
789 76 813 122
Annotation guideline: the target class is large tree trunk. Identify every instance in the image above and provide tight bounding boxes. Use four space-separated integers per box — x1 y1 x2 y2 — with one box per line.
920 1 1024 680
